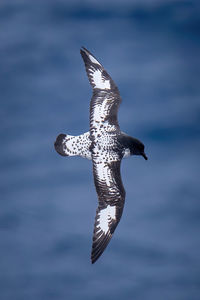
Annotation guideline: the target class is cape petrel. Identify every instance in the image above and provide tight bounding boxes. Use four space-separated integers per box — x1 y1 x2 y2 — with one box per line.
54 47 148 264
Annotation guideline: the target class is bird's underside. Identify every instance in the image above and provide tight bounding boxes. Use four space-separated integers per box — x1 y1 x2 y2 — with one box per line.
54 47 147 264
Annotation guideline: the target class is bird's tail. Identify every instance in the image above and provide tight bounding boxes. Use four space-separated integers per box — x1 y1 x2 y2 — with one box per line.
54 131 92 159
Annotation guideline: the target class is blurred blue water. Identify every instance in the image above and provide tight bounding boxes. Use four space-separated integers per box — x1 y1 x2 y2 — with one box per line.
1 0 200 299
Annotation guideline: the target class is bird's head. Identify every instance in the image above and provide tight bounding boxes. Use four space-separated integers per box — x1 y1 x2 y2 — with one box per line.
130 137 148 160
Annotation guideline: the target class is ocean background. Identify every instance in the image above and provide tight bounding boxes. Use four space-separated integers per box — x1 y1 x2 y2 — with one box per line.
1 0 200 299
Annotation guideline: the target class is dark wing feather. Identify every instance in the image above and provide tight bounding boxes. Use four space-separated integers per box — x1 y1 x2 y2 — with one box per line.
91 157 125 264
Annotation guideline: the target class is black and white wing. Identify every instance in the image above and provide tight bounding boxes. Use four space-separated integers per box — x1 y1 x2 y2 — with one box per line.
80 47 122 133
91 155 126 264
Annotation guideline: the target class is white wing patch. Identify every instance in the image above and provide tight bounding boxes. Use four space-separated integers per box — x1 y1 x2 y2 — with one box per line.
92 69 111 89
97 205 116 234
88 53 101 65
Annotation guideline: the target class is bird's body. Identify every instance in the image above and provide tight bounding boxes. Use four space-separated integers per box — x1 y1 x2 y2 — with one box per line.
54 47 147 263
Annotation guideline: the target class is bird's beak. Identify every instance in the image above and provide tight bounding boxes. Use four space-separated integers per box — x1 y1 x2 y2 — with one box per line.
142 152 148 160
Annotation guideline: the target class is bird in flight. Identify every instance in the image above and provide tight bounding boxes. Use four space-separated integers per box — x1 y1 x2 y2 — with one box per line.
54 47 148 264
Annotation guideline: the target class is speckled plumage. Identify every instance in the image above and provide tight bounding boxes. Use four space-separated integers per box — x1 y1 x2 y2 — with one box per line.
54 47 147 264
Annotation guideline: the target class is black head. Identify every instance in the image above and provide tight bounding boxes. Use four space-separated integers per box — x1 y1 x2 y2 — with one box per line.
130 137 148 160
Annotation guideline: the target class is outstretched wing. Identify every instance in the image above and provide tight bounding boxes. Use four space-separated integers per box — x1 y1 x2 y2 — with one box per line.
80 47 122 132
91 155 126 264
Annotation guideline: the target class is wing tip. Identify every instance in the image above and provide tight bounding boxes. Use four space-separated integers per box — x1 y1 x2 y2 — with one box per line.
91 256 97 264
80 46 102 67
80 46 86 56
90 231 113 264
80 46 88 52
80 47 118 90
91 250 101 264
80 46 93 56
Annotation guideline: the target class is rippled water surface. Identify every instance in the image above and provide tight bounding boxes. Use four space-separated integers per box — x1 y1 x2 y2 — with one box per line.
1 0 200 299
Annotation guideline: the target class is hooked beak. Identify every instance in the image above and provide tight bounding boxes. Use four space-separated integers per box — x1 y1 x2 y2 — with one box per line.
142 152 148 160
